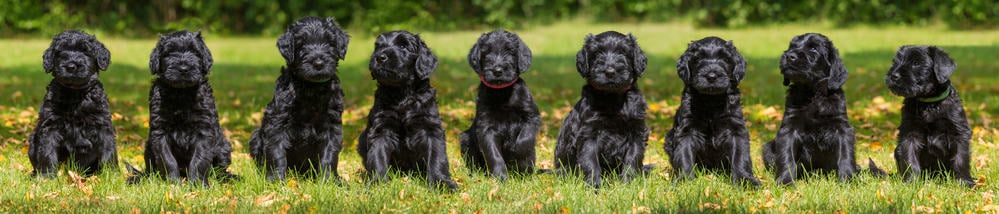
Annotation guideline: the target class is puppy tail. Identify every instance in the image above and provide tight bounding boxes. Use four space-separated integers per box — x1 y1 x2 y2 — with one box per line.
124 161 145 185
867 158 887 178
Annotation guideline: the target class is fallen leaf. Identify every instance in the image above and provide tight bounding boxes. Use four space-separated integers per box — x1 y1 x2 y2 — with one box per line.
255 192 278 207
44 192 59 198
488 185 500 201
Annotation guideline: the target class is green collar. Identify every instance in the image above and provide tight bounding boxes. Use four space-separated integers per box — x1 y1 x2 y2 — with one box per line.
917 86 952 102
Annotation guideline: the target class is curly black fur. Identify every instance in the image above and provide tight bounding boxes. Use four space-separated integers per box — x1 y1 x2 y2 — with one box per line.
761 33 882 186
357 31 458 190
555 31 649 188
459 30 540 181
886 46 974 187
29 30 117 178
665 37 759 186
128 30 238 186
249 16 350 182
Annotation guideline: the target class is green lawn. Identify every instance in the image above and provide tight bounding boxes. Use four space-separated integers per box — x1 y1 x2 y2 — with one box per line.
1 21 998 212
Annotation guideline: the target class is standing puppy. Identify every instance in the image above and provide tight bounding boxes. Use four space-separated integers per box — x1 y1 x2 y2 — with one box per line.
555 31 649 188
459 30 540 181
132 31 237 186
30 30 117 177
762 33 879 185
665 37 759 186
886 46 974 187
358 31 458 190
249 17 350 182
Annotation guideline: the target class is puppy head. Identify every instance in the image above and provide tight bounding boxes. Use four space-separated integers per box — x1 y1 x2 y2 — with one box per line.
780 33 847 91
277 16 350 82
369 31 437 86
149 30 213 88
468 29 532 88
42 30 111 89
886 46 956 98
576 31 647 93
677 37 746 95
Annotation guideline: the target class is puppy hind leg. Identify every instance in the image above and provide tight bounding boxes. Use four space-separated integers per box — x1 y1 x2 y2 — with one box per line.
319 133 344 185
835 134 859 183
29 132 60 178
731 136 761 186
459 130 487 173
773 129 798 186
362 135 395 185
427 135 458 191
952 142 975 187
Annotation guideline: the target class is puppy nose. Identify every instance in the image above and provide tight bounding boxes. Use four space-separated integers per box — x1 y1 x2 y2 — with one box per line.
312 59 325 67
178 65 190 72
378 54 388 63
605 68 616 75
890 72 901 81
706 72 718 81
785 53 798 61
62 63 77 70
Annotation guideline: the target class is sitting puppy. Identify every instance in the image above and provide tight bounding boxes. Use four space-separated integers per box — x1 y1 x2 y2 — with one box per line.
665 37 760 186
29 30 117 177
128 31 237 186
459 30 540 181
249 17 350 182
762 33 881 185
886 46 974 187
555 31 649 188
357 31 457 190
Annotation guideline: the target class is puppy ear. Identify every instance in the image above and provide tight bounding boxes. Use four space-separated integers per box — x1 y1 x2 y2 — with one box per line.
929 46 955 84
277 28 295 63
149 34 165 75
42 42 57 73
676 42 693 82
728 40 746 82
513 33 532 74
575 34 593 77
194 31 214 74
327 17 350 60
414 35 438 79
87 36 111 71
825 42 848 90
628 33 647 77
467 34 485 73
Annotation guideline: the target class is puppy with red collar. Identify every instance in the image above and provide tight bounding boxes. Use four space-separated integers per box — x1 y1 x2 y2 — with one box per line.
460 30 540 182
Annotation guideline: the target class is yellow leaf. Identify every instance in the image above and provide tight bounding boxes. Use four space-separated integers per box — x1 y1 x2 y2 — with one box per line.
278 203 291 214
398 189 405 200
44 192 59 198
287 179 298 189
488 185 500 201
869 141 883 150
254 192 277 207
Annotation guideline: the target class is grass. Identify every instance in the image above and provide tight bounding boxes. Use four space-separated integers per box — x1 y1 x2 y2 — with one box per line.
1 20 998 212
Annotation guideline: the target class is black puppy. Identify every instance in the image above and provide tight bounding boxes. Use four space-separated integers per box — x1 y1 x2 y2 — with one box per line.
762 33 881 185
665 37 759 186
357 31 458 190
128 31 237 186
555 31 648 188
29 30 117 177
886 46 974 187
459 30 540 181
249 17 350 182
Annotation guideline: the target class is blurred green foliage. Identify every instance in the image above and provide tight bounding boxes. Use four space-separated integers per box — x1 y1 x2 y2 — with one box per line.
1 0 995 37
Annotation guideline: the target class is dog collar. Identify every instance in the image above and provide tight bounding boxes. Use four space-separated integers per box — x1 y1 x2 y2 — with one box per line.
480 76 519 89
917 85 952 103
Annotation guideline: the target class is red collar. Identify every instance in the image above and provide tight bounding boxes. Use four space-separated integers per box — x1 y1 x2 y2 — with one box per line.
480 76 519 89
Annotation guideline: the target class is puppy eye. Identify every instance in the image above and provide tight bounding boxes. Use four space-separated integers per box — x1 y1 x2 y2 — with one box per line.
810 47 818 52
